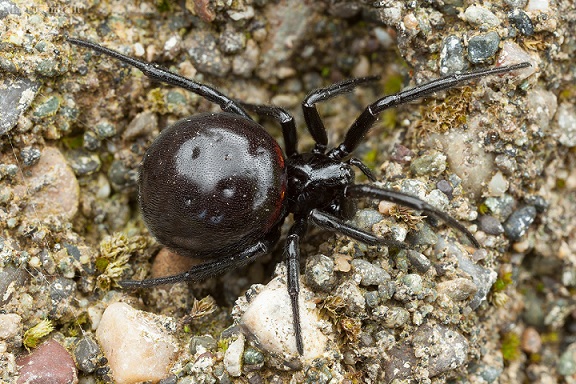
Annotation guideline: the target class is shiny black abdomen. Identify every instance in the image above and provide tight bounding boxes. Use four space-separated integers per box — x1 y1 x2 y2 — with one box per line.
139 112 287 258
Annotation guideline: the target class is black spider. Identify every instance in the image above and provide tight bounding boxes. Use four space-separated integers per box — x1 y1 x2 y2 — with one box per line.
67 37 529 355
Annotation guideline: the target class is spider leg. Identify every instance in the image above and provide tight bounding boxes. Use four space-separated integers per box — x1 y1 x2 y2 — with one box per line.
67 37 251 118
285 217 308 355
119 229 280 288
348 157 377 182
303 76 380 154
238 102 298 157
345 184 480 247
309 209 408 249
328 62 531 160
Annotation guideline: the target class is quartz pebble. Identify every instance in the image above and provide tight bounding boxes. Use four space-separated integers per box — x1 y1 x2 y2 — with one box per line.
557 103 576 148
464 5 500 27
95 302 178 384
224 334 245 377
16 339 78 384
239 275 328 360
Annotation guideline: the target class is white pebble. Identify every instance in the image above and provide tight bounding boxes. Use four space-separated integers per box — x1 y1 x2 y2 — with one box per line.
496 41 539 80
224 334 245 377
96 302 178 384
0 314 22 340
557 103 576 147
463 6 500 27
526 0 549 12
488 171 509 197
239 275 328 360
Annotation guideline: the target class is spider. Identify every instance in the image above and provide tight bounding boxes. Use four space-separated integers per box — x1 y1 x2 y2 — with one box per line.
67 37 529 355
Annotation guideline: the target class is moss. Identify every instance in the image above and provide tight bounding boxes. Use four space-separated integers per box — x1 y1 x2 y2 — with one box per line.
23 319 54 350
492 272 513 292
501 332 521 362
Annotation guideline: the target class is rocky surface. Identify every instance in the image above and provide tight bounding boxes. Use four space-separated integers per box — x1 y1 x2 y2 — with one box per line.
1 0 575 382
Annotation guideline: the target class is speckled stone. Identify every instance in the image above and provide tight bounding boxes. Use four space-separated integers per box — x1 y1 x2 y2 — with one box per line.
503 205 537 240
17 147 80 221
0 76 40 135
557 103 576 147
468 32 500 63
16 339 78 384
305 254 336 292
413 324 469 377
351 259 390 286
74 336 102 373
464 5 500 27
508 9 534 36
440 35 467 75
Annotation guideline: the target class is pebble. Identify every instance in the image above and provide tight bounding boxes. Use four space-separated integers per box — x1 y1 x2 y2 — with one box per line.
123 111 158 140
526 0 549 12
488 171 509 197
508 9 534 36
0 265 29 306
504 0 528 7
478 215 505 235
67 148 101 176
243 347 265 369
232 39 260 77
351 259 390 287
239 276 328 359
557 103 576 147
413 324 469 377
95 302 178 384
0 313 22 348
439 35 467 75
18 147 80 221
20 146 41 167
0 76 40 135
558 342 576 376
503 205 537 241
405 249 432 273
496 41 538 79
527 89 557 130
410 151 447 176
463 5 500 27
224 334 245 377
219 27 246 54
437 277 478 301
185 30 230 77
16 339 78 384
0 0 20 19
107 160 138 191
83 131 100 151
521 326 542 354
74 336 102 373
335 280 366 317
399 274 424 296
484 194 516 221
381 306 410 328
468 32 501 64
305 254 336 292
189 335 217 355
350 209 384 232
94 121 116 139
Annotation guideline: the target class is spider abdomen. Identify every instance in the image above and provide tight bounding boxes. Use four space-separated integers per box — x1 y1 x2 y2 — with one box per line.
139 112 287 258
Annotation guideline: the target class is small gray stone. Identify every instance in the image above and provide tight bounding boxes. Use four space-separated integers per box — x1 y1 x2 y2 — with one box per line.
74 337 102 373
20 146 41 167
0 265 29 306
123 111 158 140
108 160 138 191
350 209 384 232
243 347 264 367
83 131 101 151
67 149 101 176
400 274 424 296
484 194 516 221
468 32 501 64
413 324 469 377
504 0 528 7
464 6 500 27
508 9 534 36
219 28 246 54
503 205 537 241
351 259 390 286
305 254 336 292
0 0 20 19
335 280 366 316
189 335 217 355
410 151 446 175
94 121 116 139
558 343 576 376
382 306 410 328
0 76 40 135
557 103 576 148
185 30 230 77
478 215 504 235
405 249 432 273
437 277 478 301
440 35 467 75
